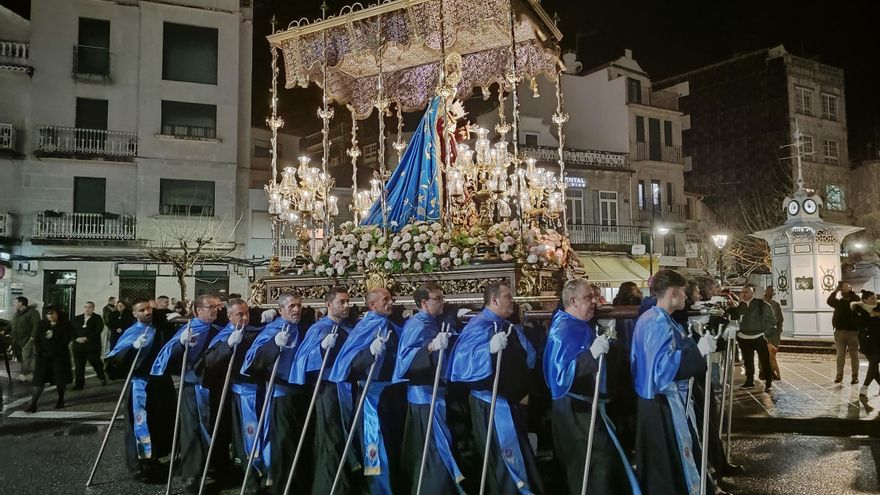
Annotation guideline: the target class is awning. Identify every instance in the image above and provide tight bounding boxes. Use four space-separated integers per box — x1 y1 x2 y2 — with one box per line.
576 253 651 288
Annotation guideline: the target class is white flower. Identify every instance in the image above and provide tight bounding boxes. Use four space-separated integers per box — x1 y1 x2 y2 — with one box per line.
463 253 471 262
297 268 304 275
402 243 411 252
361 233 372 242
413 261 423 270
316 265 326 274
405 251 414 259
377 236 387 245
417 252 427 262
527 254 538 264
384 261 392 270
357 250 367 260
326 267 335 276
402 232 412 243
414 242 423 251
424 250 434 259
440 258 451 269
453 258 463 266
499 242 509 253
390 250 401 261
366 251 376 261
359 240 370 249
501 253 514 261
420 233 429 242
431 223 442 231
429 257 438 265
419 225 429 233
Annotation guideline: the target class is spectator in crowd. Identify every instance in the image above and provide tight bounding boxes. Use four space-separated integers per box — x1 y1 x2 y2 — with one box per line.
613 281 643 306
732 284 776 391
763 286 783 380
71 301 107 390
108 300 135 349
11 296 40 382
827 282 861 384
102 296 117 354
25 305 73 412
852 290 880 396
155 295 170 310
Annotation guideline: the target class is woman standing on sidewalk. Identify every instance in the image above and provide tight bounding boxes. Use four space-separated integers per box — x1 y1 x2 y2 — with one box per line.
24 305 73 412
852 290 880 396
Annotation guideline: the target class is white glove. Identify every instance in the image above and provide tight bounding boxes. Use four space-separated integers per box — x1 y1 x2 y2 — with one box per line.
227 328 244 348
261 309 278 323
166 312 181 321
274 330 290 348
133 334 148 350
697 334 717 356
369 336 386 357
179 327 194 346
590 334 610 359
321 333 338 351
725 322 739 339
429 332 449 352
489 332 508 354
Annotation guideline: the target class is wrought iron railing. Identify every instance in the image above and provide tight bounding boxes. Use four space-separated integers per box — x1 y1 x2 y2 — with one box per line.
36 126 138 158
634 142 683 164
161 124 217 140
637 202 686 222
520 145 632 171
33 212 136 240
568 224 640 247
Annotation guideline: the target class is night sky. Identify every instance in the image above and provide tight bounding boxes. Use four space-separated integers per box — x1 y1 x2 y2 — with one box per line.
4 0 879 162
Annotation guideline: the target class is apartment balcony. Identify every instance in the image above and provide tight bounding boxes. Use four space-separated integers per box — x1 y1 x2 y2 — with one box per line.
73 45 110 78
634 141 683 164
0 212 13 240
569 224 640 250
627 87 680 111
35 126 138 160
520 145 632 172
32 211 136 241
637 203 687 223
0 123 15 153
0 40 32 75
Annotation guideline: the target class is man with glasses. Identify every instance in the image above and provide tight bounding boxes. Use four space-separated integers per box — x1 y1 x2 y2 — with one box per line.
151 294 223 494
544 278 639 494
449 281 543 494
328 287 402 494
393 282 464 494
241 291 307 494
289 286 355 494
631 270 717 495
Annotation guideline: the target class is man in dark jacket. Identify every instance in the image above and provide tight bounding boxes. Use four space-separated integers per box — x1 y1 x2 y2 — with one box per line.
11 296 40 380
72 301 108 390
732 284 776 391
827 282 861 384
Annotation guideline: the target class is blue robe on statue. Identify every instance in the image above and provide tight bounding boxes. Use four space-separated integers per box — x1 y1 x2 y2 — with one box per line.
361 96 443 230
328 311 401 495
543 310 641 494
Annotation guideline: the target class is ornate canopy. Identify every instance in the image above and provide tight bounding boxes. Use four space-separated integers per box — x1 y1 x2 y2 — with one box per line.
267 0 563 119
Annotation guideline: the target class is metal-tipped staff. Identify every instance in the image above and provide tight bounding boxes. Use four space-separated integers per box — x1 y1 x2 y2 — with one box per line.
580 319 616 495
724 337 737 460
698 323 715 495
240 324 288 495
86 330 147 487
718 323 734 440
478 322 513 495
415 322 450 495
198 323 243 495
282 324 340 495
330 326 390 494
166 321 193 495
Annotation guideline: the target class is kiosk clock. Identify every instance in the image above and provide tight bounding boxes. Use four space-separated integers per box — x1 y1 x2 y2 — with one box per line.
803 199 818 214
787 200 800 215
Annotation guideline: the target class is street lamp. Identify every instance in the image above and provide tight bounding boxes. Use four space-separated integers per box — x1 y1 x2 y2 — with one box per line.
649 226 671 276
711 233 729 284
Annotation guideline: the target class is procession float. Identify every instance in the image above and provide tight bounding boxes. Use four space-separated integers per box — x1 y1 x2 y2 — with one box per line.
250 0 580 308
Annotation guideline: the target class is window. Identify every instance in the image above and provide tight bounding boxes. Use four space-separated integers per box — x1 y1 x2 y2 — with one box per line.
795 86 813 115
160 179 215 216
75 98 108 130
648 118 661 160
566 189 585 224
161 101 217 139
523 132 539 146
637 180 646 209
195 271 228 298
825 184 845 211
119 271 156 304
254 138 272 158
651 179 661 210
635 116 645 143
823 139 839 165
664 120 673 145
822 93 839 121
598 191 618 227
666 182 674 208
162 22 218 85
75 18 110 76
73 177 106 213
801 134 814 159
627 78 642 104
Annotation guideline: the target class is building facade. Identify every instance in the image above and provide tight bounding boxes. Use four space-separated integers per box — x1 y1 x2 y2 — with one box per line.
0 0 253 317
656 45 851 233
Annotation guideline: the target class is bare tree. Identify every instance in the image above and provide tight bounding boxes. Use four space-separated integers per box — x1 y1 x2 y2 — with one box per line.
145 215 241 301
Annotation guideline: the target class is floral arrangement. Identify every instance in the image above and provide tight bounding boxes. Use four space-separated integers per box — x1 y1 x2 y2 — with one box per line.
300 219 577 276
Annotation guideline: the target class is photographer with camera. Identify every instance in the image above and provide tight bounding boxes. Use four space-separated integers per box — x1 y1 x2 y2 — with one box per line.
827 282 861 384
